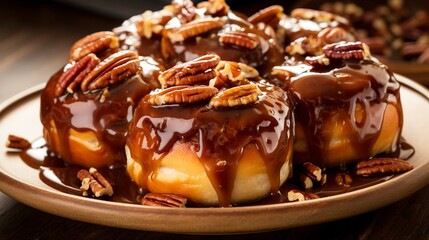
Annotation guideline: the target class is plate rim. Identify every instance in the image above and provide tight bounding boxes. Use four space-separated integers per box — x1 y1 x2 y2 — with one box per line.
1 75 429 234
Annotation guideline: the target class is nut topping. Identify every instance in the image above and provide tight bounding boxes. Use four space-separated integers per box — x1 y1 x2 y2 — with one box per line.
297 162 327 189
303 162 323 182
197 0 230 16
323 41 371 60
317 27 355 44
171 0 196 24
304 55 331 67
335 173 353 187
135 10 173 39
167 17 225 42
55 54 101 96
356 158 413 176
287 189 320 202
69 31 119 61
141 193 187 208
210 60 259 88
248 5 284 25
5 134 31 150
209 83 261 108
159 54 220 87
218 31 260 50
77 168 113 197
80 50 140 92
148 85 218 106
291 8 349 26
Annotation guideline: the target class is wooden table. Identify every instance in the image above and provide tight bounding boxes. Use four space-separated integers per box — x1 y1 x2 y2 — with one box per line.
1 1 429 239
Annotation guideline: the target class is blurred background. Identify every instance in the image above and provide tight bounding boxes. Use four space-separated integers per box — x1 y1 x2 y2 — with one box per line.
1 0 428 102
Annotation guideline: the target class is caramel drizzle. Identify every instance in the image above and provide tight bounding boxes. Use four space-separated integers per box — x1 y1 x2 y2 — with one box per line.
290 61 402 165
128 85 292 206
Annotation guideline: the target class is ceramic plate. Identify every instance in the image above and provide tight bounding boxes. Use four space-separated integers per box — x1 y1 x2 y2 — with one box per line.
1 75 429 234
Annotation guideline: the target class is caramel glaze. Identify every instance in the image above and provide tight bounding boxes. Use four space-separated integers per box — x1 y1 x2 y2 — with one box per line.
40 57 160 167
163 12 284 77
126 82 294 206
282 58 403 166
113 7 284 78
18 137 413 206
277 16 352 47
113 19 166 67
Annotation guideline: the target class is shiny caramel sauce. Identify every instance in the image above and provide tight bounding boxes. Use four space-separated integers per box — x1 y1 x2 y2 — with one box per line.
114 10 284 77
40 58 159 167
19 136 414 207
126 83 293 206
163 12 284 75
281 59 403 166
277 16 352 45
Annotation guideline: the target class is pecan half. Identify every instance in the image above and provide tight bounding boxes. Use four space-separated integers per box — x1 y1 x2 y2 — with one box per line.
167 17 225 42
80 50 140 91
56 54 101 96
218 31 260 50
287 189 319 202
158 54 220 87
69 31 119 61
141 193 187 208
323 41 371 60
248 5 284 26
5 134 31 150
148 85 218 105
356 158 413 177
77 168 114 197
197 0 230 16
209 83 261 108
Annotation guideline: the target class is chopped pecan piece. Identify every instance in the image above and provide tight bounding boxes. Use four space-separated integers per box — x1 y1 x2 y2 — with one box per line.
77 168 113 197
287 189 319 202
210 60 259 88
356 158 413 177
69 31 119 61
286 36 322 56
135 10 173 39
159 54 220 87
148 85 218 105
218 31 260 50
197 0 230 16
141 193 187 208
167 17 225 42
323 41 371 60
291 8 349 26
303 162 323 182
55 54 101 96
248 5 284 26
80 50 140 91
5 134 31 150
317 27 355 44
335 172 353 187
209 83 261 108
298 162 327 189
171 0 196 23
305 55 331 67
